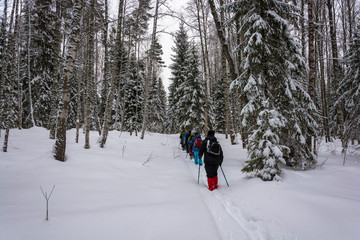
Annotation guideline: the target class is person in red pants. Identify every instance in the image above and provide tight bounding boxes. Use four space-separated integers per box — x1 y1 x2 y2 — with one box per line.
199 130 223 191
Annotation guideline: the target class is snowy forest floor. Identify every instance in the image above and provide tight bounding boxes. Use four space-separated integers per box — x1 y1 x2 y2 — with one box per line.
1 127 360 240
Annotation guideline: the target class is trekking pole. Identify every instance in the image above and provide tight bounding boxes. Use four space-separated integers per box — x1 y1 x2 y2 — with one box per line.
220 165 229 187
197 163 201 184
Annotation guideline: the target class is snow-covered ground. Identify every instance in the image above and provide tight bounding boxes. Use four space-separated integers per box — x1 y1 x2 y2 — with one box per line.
1 127 359 240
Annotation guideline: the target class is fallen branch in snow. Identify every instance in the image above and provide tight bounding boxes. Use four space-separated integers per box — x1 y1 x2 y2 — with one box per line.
122 141 127 159
143 151 153 166
40 185 55 221
313 157 328 169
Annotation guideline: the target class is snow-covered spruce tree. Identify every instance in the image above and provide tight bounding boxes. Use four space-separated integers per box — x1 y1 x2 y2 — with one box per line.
228 0 318 180
168 23 191 132
338 23 360 149
146 37 166 133
124 54 144 135
169 24 205 132
27 0 59 127
183 44 205 132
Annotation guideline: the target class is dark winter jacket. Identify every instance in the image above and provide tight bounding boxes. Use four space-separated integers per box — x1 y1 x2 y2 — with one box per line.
199 136 223 165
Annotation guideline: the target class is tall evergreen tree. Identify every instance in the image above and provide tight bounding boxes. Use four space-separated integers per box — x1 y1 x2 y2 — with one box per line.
124 54 144 134
228 0 318 180
338 23 360 149
184 44 205 131
30 0 59 127
168 23 191 131
146 37 165 133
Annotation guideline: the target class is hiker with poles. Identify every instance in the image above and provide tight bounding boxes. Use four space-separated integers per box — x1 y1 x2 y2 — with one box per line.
179 130 186 150
199 130 224 191
190 131 202 166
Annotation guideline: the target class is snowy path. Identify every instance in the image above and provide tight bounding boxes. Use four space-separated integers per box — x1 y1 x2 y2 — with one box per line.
177 137 298 240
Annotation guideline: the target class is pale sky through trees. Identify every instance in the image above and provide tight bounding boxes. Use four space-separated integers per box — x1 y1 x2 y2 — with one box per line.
109 0 188 93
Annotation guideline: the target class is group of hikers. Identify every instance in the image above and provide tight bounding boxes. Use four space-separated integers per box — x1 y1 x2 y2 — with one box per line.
179 129 224 191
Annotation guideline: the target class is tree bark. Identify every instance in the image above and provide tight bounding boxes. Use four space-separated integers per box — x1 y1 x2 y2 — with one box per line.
48 0 63 139
319 6 330 142
3 0 19 152
210 0 235 144
54 0 81 161
327 0 345 140
100 0 125 147
307 0 317 153
195 0 209 135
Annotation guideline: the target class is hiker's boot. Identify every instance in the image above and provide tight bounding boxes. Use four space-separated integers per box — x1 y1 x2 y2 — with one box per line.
207 177 216 191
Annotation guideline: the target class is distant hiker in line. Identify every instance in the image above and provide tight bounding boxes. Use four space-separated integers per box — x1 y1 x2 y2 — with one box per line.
180 130 186 150
183 130 191 154
187 130 196 159
190 132 203 165
199 130 223 191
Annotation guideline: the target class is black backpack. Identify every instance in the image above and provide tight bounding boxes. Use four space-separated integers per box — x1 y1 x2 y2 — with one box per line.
206 140 221 156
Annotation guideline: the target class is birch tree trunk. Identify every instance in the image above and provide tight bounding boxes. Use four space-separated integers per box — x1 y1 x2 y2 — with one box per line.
3 0 19 152
84 0 96 149
100 0 125 147
49 0 63 139
53 0 81 161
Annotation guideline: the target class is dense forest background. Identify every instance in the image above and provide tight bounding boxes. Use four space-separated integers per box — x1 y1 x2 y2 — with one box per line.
0 0 359 180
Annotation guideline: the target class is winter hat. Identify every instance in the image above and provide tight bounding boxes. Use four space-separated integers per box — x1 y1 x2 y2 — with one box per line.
207 130 215 137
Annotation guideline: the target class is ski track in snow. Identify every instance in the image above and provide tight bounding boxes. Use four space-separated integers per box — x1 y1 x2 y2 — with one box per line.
176 144 298 240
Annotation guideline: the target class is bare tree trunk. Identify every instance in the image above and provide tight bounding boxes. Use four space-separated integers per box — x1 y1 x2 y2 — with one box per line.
84 0 96 149
3 0 19 152
195 0 209 135
327 0 345 140
301 0 306 59
100 0 125 147
201 1 212 99
307 0 317 153
208 0 237 88
49 0 63 139
93 33 101 136
213 0 235 144
75 64 81 143
53 0 81 161
17 1 23 129
319 7 330 143
27 1 35 127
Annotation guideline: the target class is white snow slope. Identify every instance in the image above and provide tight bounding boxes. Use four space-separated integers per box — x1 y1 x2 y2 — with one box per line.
1 127 359 240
